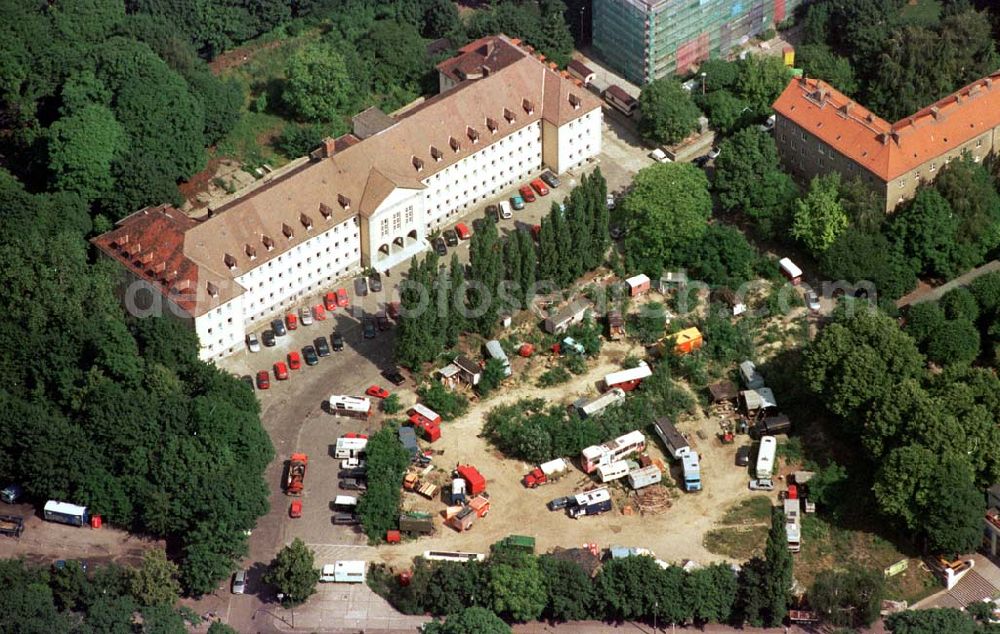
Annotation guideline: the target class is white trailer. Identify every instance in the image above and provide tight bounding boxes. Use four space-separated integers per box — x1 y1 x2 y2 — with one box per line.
539 458 569 477
581 430 646 473
784 498 801 553
423 551 486 562
628 465 662 489
335 436 368 459
652 417 689 459
43 501 89 527
597 460 630 483
329 395 372 419
756 436 777 479
320 561 366 583
485 340 511 377
573 388 626 418
603 363 652 391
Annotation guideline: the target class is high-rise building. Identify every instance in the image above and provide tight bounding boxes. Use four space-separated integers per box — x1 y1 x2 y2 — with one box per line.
592 0 802 85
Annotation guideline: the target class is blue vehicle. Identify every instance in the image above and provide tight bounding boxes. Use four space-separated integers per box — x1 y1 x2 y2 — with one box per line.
510 194 525 210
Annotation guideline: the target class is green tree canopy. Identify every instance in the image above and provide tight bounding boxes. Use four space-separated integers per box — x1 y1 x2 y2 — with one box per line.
263 538 320 606
820 228 916 300
129 549 181 607
283 40 353 122
809 565 884 628
791 173 849 254
638 78 701 145
423 606 511 634
47 104 127 203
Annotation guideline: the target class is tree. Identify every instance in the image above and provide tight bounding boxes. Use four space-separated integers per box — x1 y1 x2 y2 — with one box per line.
735 556 769 626
469 216 503 334
477 358 509 397
735 55 793 116
487 559 546 622
924 317 980 367
423 606 511 634
671 224 758 287
417 382 469 421
638 79 701 145
129 549 181 607
797 44 859 95
809 565 884 627
935 154 1000 268
820 228 916 301
762 509 792 626
939 287 980 322
447 254 468 345
713 127 798 239
283 40 353 122
803 309 924 421
588 167 610 268
263 538 320 606
421 0 463 40
886 608 981 634
515 230 537 308
207 622 239 634
357 426 410 541
922 454 985 554
684 564 738 625
595 556 662 620
357 21 429 101
890 188 963 278
621 163 712 274
792 173 849 254
539 556 597 622
381 393 402 414
697 90 752 136
47 104 126 203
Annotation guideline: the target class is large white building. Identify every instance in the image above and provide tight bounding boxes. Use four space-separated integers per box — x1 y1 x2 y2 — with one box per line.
93 35 603 361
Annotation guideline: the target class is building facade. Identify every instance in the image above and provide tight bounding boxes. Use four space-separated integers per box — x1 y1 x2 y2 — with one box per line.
93 35 603 362
772 73 1000 213
592 0 802 85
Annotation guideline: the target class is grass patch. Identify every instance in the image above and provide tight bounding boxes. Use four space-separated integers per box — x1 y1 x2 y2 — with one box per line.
720 496 774 525
704 525 770 560
215 111 287 168
900 0 942 27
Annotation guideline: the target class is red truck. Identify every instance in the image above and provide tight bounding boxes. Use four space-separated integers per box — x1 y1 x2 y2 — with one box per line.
455 465 486 496
286 453 308 496
522 458 569 488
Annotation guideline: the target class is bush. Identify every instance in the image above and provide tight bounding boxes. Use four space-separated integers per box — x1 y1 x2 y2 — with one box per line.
416 382 469 421
538 366 571 387
381 393 402 414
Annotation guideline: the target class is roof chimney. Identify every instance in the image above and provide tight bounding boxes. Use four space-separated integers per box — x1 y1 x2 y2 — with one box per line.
321 137 337 157
467 126 479 143
207 282 219 298
486 117 498 133
481 65 491 77
224 253 237 270
484 39 495 57
839 103 852 117
412 156 424 171
569 93 581 109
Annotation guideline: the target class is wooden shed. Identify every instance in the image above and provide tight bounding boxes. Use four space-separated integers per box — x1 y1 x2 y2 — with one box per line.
671 327 704 355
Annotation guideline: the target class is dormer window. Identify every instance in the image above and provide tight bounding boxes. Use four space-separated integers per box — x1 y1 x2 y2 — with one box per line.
412 156 424 171
300 213 313 231
449 136 460 152
338 193 351 209
467 126 479 143
522 98 534 114
224 253 237 270
207 282 219 298
430 146 443 161
503 107 516 123
569 93 581 109
262 235 274 251
319 203 333 220
282 223 293 239
245 244 256 260
486 117 498 133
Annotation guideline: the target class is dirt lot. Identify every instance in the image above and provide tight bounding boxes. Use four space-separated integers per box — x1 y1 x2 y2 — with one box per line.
372 336 770 571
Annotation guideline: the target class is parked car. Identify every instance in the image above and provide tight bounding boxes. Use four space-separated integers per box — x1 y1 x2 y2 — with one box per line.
335 288 349 307
240 375 255 391
759 114 776 132
246 333 260 352
805 290 821 312
331 332 344 351
735 446 750 467
606 193 615 209
609 225 625 240
486 204 500 222
232 570 247 595
339 479 367 492
519 184 536 203
313 304 327 321
547 496 571 511
366 385 390 399
531 179 549 196
369 272 382 293
499 201 512 219
362 318 377 339
455 223 472 240
354 277 369 297
749 478 774 491
271 318 287 337
443 229 459 246
707 146 721 160
332 513 359 526
510 194 525 210
287 352 302 370
262 330 276 347
649 148 671 163
296 306 311 326
376 311 390 331
540 171 561 188
256 370 271 389
338 468 366 479
315 337 331 357
341 457 366 469
693 155 710 168
433 237 447 256
289 500 302 518
286 312 298 330
382 368 406 386
274 361 289 380
302 345 319 366
324 291 337 311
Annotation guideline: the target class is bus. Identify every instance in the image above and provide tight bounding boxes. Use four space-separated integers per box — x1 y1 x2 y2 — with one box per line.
422 551 486 563
581 430 646 473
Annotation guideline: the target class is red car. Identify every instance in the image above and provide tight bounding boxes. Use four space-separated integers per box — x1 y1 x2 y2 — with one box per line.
324 291 337 311
455 223 471 240
313 304 327 321
256 370 271 390
286 313 298 330
519 185 536 203
366 385 390 399
336 288 349 307
274 361 289 380
531 179 549 196
343 432 368 439
288 351 302 370
289 500 302 518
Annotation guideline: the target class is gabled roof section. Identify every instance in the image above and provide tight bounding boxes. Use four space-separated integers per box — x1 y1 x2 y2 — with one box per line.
359 168 399 217
773 73 1000 181
436 34 528 84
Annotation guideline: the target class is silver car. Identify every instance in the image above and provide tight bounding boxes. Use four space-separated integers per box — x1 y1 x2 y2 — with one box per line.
299 306 314 326
246 333 260 353
232 570 247 594
805 290 821 312
748 478 774 491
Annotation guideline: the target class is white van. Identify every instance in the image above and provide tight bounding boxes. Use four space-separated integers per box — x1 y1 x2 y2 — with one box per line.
499 201 513 219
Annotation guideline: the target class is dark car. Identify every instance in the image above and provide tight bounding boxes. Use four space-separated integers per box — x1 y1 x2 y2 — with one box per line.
486 204 500 223
331 331 344 351
540 171 561 188
271 318 287 337
262 329 276 347
362 318 377 339
433 237 447 256
693 155 710 168
443 229 459 247
339 479 368 492
547 496 571 511
302 345 319 366
369 272 382 293
332 513 359 526
314 337 331 357
735 446 751 467
354 276 369 296
376 311 390 331
338 468 366 479
382 368 406 386
240 375 255 391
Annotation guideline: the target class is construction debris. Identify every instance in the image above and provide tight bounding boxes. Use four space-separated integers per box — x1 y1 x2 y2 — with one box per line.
632 486 672 515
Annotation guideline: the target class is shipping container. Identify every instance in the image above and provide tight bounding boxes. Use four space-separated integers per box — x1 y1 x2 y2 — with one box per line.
625 273 651 296
422 551 486 562
779 257 802 285
485 340 512 377
456 465 486 495
408 404 441 426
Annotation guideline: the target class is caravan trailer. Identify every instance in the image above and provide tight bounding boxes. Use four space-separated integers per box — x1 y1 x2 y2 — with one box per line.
756 436 777 479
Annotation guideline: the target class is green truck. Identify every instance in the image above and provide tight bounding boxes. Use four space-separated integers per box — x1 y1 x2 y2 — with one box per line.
495 535 535 553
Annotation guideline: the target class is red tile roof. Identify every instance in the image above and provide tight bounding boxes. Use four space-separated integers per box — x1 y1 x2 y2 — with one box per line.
773 72 1000 181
